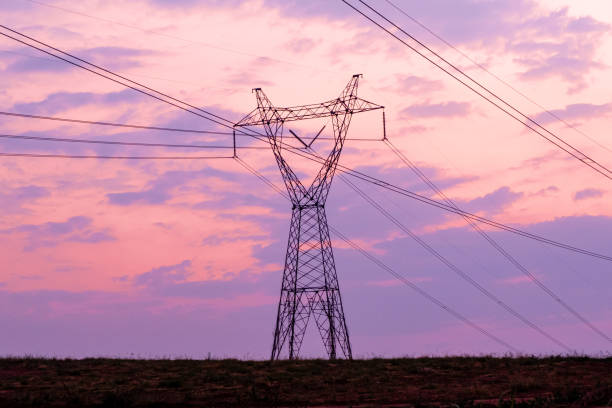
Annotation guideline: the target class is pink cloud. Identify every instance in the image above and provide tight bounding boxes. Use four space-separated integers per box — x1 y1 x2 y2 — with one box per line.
366 277 432 287
574 188 605 201
1 215 115 251
499 275 540 285
390 75 444 95
530 102 612 126
400 101 470 119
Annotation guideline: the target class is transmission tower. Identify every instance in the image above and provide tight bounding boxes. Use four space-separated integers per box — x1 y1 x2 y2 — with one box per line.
235 75 383 360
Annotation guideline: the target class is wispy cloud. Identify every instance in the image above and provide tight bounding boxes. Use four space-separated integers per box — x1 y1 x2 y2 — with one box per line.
400 101 470 119
463 186 523 216
0 185 49 213
11 89 145 115
530 102 612 126
574 188 604 201
1 216 115 251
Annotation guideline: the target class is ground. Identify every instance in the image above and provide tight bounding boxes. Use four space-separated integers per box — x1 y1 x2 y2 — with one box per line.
1 356 611 407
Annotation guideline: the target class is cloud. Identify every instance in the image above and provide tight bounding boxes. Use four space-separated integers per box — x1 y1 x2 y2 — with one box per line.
574 188 604 201
508 8 609 92
147 0 353 20
499 275 540 285
17 274 44 281
2 216 115 251
131 259 278 299
107 165 279 209
78 46 156 70
347 1 608 92
400 101 470 119
0 185 50 213
530 103 612 126
567 16 610 33
366 277 431 287
530 185 559 197
4 46 155 74
463 186 523 216
0 2 33 11
390 75 443 95
147 0 239 7
516 53 605 93
201 233 267 246
398 125 429 134
133 260 193 289
225 57 276 87
106 167 224 206
107 168 208 206
284 38 319 53
107 189 172 206
11 89 145 115
3 54 74 74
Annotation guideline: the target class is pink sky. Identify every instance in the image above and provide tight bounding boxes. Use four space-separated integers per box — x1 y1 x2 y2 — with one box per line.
0 0 611 358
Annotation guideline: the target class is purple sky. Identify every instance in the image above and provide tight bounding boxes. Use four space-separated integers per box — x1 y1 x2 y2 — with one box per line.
0 0 611 359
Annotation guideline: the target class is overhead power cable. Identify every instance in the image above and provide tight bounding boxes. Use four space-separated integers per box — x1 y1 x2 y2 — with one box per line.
384 139 612 345
0 110 234 135
329 225 518 353
0 152 230 159
0 29 371 143
24 0 337 75
0 110 377 141
234 155 519 353
0 133 269 150
0 24 239 131
305 140 573 350
338 172 572 352
382 0 611 154
3 24 610 263
285 147 612 263
340 0 612 181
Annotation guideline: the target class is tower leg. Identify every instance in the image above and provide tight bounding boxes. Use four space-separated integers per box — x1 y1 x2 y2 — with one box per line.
271 205 352 360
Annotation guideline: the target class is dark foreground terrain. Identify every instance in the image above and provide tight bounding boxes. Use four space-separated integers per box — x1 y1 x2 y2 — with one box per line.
1 356 611 407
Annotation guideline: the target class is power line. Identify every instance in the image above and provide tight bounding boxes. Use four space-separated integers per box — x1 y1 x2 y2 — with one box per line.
0 132 274 150
0 28 374 145
0 110 378 141
308 132 574 349
4 24 609 263
0 25 376 143
337 170 572 352
0 152 230 159
382 0 612 155
234 155 519 353
340 0 612 181
0 110 234 135
284 147 612 262
24 0 337 75
0 47 215 89
330 226 519 353
0 25 238 130
5 119 607 265
384 138 612 345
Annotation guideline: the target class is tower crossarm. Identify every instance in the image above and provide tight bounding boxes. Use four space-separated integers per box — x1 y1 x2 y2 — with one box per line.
235 97 383 127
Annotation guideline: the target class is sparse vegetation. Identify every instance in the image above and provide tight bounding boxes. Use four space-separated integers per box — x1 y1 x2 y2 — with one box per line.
0 356 611 407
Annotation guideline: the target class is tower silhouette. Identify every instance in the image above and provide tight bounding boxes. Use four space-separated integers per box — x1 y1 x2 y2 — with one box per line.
235 75 383 359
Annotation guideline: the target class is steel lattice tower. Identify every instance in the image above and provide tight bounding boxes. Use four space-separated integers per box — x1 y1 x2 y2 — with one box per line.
235 75 383 360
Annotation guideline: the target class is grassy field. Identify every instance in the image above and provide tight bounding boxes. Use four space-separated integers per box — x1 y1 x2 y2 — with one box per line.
1 356 611 407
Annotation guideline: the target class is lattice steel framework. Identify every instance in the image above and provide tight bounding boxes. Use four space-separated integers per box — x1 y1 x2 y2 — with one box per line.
235 75 383 360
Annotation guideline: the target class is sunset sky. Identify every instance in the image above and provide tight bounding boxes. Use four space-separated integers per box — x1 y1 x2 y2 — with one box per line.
1 0 611 358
